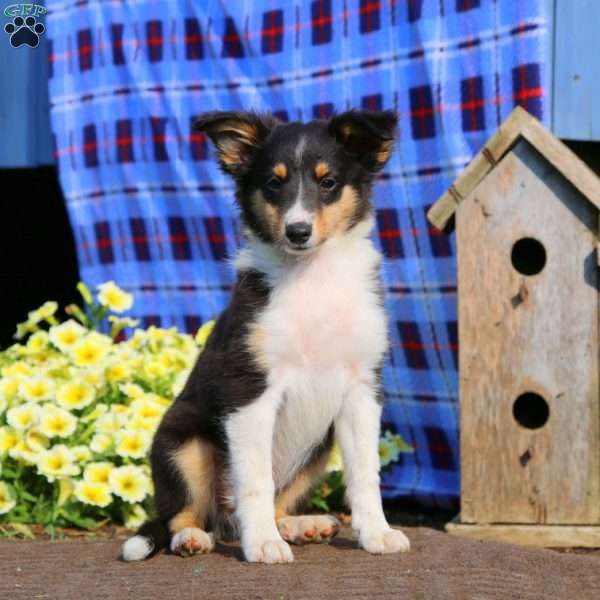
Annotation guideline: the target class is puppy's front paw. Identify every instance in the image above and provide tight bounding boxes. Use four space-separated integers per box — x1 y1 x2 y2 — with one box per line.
170 527 215 557
244 538 294 564
278 514 340 544
359 527 410 554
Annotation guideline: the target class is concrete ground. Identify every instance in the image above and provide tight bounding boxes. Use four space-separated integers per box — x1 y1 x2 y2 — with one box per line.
1 524 599 599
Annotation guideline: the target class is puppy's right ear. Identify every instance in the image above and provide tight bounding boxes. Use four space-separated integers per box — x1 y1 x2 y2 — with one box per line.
194 111 279 178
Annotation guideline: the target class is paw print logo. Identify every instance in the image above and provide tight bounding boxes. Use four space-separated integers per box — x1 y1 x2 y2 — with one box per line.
4 16 45 48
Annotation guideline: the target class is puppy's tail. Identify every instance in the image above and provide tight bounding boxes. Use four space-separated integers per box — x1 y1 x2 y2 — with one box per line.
120 518 170 561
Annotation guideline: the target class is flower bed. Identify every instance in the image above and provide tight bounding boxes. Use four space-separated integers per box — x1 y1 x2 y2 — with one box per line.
0 283 411 535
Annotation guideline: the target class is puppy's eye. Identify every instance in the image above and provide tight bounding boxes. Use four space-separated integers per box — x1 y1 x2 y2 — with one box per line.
266 176 282 191
320 177 337 191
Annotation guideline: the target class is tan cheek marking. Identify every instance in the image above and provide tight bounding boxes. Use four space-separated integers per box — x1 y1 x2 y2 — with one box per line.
273 163 287 179
251 190 285 240
169 439 215 532
313 185 358 243
314 162 330 179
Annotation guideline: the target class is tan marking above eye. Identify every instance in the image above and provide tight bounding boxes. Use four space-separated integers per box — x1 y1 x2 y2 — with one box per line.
314 162 330 179
273 163 287 179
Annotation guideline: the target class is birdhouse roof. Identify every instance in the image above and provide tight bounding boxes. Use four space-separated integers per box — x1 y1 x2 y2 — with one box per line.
427 106 600 231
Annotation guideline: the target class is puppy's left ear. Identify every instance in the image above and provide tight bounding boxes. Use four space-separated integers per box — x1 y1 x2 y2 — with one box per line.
194 111 280 178
328 110 398 172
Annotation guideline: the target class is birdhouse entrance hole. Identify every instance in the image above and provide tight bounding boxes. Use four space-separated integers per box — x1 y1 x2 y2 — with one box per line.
511 237 546 276
513 392 549 429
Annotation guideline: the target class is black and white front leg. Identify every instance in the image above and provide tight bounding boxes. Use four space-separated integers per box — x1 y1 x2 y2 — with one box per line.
335 380 410 554
225 388 294 564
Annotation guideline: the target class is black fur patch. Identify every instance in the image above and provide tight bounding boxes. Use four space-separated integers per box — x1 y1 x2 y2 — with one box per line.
149 269 270 523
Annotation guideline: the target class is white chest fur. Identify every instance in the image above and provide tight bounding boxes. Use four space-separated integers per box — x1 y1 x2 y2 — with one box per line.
235 223 388 488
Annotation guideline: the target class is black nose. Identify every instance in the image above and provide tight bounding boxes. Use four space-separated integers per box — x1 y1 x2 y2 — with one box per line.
285 222 312 245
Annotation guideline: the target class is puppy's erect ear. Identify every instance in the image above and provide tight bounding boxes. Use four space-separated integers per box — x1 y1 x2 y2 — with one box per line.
328 110 398 172
194 111 280 177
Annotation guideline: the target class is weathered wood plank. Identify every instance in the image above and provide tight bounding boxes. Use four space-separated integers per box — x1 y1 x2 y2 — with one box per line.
446 519 600 548
457 139 600 524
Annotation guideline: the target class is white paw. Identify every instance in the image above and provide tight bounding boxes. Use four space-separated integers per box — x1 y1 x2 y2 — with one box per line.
277 514 340 545
243 538 294 564
170 527 215 557
359 527 410 554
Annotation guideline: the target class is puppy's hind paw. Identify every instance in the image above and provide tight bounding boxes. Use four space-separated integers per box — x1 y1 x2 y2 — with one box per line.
359 527 410 554
170 527 214 557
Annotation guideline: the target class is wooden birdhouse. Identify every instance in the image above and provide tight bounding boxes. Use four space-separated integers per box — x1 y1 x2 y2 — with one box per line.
428 107 600 547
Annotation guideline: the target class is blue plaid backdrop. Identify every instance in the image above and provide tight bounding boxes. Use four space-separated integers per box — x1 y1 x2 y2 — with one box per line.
46 0 549 508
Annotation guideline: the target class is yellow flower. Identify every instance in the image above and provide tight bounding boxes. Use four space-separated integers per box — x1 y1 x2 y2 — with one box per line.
8 439 38 464
108 315 140 339
97 281 133 313
105 362 131 383
72 445 92 463
14 302 58 340
49 320 87 352
56 381 95 411
95 413 123 434
130 396 164 421
25 429 50 452
157 349 180 371
90 433 112 454
119 383 145 399
26 331 49 353
39 405 77 438
127 416 157 433
0 375 20 402
1 361 33 378
71 332 111 367
74 480 112 508
143 359 168 379
30 301 59 322
195 320 215 346
79 367 105 388
0 427 19 453
0 482 16 515
109 465 150 503
7 403 39 430
84 462 113 484
115 430 151 459
146 325 168 345
37 445 80 482
124 504 148 530
19 376 55 402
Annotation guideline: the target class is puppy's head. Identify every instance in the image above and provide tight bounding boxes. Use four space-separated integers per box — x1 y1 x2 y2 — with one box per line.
195 110 397 254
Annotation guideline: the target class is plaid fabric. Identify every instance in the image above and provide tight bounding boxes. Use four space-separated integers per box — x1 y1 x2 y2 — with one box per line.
46 0 549 508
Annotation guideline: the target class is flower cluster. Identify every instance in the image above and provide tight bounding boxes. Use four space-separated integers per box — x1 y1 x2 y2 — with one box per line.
0 282 212 530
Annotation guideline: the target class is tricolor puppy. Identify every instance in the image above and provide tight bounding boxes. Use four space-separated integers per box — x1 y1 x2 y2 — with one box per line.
121 110 410 564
